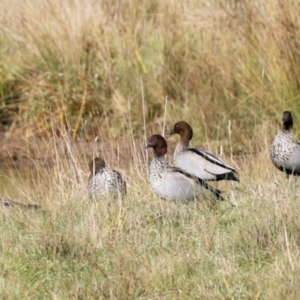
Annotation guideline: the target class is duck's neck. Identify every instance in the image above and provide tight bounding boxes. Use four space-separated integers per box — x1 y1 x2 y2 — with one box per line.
278 128 294 141
174 139 189 155
281 127 292 134
150 155 168 172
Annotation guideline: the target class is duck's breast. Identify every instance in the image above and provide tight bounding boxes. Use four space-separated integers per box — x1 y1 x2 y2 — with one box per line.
285 146 300 174
164 170 198 201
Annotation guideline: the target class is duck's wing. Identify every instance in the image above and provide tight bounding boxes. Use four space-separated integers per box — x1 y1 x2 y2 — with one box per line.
189 148 236 172
176 147 239 181
171 168 224 201
112 169 127 195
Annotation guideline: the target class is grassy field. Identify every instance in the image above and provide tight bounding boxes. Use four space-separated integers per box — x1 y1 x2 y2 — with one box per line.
1 132 300 299
1 0 300 299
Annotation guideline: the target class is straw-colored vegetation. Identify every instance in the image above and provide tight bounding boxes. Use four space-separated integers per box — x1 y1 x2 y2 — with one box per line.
1 0 300 299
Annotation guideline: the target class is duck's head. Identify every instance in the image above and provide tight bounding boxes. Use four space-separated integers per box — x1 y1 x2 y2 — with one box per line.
170 121 193 141
146 134 167 157
282 111 293 130
89 157 106 174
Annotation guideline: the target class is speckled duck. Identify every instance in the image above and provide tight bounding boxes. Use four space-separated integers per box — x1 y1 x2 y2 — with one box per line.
88 157 127 198
270 111 300 177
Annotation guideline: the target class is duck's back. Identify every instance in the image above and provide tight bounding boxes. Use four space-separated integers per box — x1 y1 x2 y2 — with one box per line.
88 168 126 196
179 149 232 178
175 145 237 181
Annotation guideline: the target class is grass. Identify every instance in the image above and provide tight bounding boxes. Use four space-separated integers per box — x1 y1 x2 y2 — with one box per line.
1 0 300 147
1 0 300 298
1 123 300 299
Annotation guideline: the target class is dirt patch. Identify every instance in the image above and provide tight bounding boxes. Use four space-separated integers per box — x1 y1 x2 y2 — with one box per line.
0 132 148 171
0 133 53 169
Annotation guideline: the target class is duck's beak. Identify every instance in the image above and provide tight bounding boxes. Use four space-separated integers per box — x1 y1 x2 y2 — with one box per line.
146 142 153 148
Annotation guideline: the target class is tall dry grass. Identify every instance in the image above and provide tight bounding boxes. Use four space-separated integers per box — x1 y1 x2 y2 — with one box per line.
1 0 300 148
1 120 300 298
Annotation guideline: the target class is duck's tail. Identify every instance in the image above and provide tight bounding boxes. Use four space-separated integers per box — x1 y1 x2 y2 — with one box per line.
196 178 225 201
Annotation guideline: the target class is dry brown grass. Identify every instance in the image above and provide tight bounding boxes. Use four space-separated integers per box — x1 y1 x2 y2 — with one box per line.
1 0 300 149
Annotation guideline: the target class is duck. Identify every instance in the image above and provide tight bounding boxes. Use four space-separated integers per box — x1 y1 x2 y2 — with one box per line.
88 157 127 198
170 121 239 182
0 197 40 209
146 134 224 201
270 111 300 177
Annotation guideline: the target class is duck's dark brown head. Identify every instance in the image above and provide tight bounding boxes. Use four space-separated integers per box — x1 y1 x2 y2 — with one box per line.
170 121 193 142
89 157 106 174
146 134 168 157
282 111 293 130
